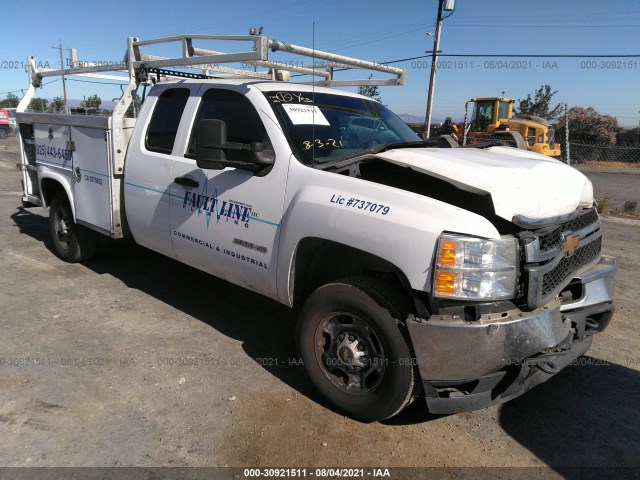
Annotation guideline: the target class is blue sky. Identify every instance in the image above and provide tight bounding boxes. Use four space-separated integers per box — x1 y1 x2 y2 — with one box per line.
1 0 639 126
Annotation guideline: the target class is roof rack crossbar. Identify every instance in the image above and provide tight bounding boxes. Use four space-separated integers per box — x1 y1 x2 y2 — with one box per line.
25 33 406 87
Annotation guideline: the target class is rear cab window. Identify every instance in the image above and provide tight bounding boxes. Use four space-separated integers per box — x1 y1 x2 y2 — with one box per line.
145 88 190 154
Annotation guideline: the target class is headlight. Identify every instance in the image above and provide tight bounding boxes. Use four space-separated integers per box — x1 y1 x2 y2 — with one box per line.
433 234 518 300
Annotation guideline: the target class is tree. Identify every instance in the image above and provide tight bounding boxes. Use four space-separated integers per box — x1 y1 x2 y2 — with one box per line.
80 94 102 110
29 98 48 112
125 94 143 118
515 84 563 119
556 106 619 144
50 96 65 113
358 75 382 103
0 93 20 108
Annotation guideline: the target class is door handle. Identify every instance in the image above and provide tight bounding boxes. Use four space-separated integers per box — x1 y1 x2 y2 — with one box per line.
174 176 199 188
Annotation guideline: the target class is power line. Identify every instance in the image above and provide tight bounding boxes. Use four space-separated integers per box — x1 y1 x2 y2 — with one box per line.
317 20 428 51
446 24 640 28
0 78 60 96
368 53 640 68
285 52 640 72
67 78 128 85
453 12 640 19
328 27 429 52
436 53 640 58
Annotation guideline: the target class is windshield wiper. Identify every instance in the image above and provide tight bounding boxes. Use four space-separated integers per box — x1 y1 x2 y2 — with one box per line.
343 140 434 160
315 140 436 171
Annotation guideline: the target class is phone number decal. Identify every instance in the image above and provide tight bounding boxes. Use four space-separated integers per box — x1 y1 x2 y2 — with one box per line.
36 144 73 162
330 194 390 215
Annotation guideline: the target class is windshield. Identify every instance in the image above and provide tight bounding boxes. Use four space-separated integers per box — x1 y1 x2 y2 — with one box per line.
471 101 495 131
264 91 420 166
498 101 510 120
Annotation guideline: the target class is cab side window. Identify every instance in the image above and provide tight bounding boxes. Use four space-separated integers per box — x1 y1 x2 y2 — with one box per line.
146 88 190 154
188 89 269 161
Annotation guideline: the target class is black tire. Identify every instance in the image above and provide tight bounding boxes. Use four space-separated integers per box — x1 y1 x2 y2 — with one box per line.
49 193 98 262
0 129 8 140
494 131 527 150
297 276 418 421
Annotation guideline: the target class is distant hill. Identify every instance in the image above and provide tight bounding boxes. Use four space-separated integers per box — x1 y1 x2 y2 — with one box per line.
397 113 451 126
397 114 423 124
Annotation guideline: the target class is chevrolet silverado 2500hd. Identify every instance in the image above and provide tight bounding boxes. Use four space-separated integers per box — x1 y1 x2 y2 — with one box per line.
16 34 616 421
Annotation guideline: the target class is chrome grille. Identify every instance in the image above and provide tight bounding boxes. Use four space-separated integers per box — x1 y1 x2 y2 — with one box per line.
522 208 602 308
538 230 562 252
541 236 601 296
537 209 599 255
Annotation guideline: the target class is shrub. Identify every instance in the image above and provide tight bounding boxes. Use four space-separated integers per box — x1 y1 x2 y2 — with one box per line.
623 200 637 213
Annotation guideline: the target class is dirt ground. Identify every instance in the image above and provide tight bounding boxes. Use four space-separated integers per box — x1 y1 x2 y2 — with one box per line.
0 149 639 478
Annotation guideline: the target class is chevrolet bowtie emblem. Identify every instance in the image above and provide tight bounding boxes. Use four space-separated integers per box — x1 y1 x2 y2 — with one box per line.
562 233 580 256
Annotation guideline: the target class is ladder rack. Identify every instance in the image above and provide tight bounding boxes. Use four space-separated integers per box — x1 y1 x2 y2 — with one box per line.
26 33 406 88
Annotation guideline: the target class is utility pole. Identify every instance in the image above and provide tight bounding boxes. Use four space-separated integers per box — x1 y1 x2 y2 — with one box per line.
565 103 571 165
424 2 443 140
424 0 455 140
51 40 68 113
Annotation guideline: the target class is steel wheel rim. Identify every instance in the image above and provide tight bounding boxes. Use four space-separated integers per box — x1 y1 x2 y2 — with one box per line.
54 205 72 249
314 311 386 395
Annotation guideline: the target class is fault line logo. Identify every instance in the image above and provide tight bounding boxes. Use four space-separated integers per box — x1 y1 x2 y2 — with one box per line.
182 177 253 229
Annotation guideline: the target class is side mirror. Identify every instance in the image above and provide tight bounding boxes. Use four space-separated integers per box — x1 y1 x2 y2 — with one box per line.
195 119 227 170
194 119 275 171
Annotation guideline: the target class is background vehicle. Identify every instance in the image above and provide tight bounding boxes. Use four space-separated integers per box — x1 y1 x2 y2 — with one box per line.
441 96 561 157
15 33 615 422
342 116 400 148
0 108 13 138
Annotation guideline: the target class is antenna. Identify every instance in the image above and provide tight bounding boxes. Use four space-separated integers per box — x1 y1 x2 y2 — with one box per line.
312 22 316 168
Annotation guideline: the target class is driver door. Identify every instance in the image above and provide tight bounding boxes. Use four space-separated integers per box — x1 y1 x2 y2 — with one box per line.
169 87 287 299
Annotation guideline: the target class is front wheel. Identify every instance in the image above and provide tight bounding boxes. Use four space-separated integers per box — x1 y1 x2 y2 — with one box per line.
297 277 418 421
49 193 98 262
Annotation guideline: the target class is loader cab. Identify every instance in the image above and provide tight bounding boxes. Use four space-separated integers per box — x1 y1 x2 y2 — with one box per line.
469 97 513 133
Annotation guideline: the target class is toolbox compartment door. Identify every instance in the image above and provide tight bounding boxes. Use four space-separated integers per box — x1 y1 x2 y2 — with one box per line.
71 126 113 234
18 123 42 204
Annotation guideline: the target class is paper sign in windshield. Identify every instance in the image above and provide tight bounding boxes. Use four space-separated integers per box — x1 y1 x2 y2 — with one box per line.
282 104 330 126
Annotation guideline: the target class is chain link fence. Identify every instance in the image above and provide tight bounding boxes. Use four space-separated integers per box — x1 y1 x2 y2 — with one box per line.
561 136 640 164
563 136 640 215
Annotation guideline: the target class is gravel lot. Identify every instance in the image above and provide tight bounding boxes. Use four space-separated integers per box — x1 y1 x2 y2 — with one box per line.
0 149 638 478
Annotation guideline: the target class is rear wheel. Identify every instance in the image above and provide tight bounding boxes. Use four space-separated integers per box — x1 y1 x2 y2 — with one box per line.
297 277 418 421
49 193 98 262
494 131 527 149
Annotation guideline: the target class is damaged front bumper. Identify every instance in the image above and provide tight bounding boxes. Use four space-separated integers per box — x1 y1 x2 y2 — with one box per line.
407 255 617 414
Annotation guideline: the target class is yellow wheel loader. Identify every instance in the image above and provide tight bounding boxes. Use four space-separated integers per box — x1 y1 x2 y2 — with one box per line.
441 97 561 157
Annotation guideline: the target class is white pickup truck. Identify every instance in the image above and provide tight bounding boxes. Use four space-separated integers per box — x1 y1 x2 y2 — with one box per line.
16 34 616 421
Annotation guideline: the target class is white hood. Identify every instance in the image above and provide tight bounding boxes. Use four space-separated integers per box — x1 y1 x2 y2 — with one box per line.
376 146 593 221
